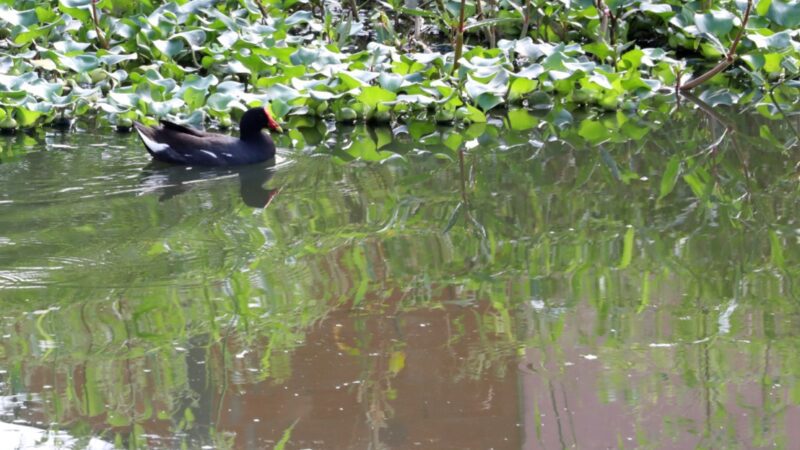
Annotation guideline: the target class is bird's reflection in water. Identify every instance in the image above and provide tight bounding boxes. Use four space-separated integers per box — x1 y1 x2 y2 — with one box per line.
138 160 279 208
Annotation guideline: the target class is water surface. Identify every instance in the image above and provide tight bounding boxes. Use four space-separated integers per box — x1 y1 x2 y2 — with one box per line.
0 109 799 449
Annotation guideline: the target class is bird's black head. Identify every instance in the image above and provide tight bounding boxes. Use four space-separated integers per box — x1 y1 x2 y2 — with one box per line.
240 106 282 140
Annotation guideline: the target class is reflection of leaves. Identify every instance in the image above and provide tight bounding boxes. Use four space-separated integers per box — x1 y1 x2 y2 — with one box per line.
658 155 681 202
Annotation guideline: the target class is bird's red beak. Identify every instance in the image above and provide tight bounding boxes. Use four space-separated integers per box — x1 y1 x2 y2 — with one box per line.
263 107 283 133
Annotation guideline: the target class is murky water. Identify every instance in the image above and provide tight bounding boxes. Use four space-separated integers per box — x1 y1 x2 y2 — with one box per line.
0 109 799 449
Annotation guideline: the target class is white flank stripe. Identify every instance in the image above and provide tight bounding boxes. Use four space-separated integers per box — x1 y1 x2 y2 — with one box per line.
199 150 218 159
136 128 170 153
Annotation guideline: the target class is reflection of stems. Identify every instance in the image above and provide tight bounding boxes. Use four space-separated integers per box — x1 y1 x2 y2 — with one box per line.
214 316 237 427
458 149 468 205
548 380 567 449
768 86 800 143
681 91 736 131
561 382 578 446
700 310 713 441
90 0 109 49
680 0 752 91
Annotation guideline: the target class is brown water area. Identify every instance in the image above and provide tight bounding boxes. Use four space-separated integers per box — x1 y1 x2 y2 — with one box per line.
0 109 799 449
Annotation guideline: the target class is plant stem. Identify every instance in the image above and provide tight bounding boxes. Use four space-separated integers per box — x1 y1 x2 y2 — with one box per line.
609 7 619 45
451 0 467 74
349 0 359 20
596 0 608 42
486 0 497 47
90 0 108 50
254 0 269 24
520 0 531 38
680 0 752 91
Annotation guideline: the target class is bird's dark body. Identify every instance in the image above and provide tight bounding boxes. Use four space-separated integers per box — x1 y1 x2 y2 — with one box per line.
133 108 280 167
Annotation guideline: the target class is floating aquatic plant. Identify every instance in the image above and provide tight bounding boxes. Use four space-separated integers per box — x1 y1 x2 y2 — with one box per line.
0 0 798 136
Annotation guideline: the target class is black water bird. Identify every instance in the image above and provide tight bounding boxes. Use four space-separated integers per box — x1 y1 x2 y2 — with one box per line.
133 107 282 166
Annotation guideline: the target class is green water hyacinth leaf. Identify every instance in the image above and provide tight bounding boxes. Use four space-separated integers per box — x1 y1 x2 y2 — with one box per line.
217 30 239 50
285 10 314 26
768 0 800 27
14 24 55 45
177 0 217 15
182 74 218 91
58 0 92 22
59 55 100 73
378 73 404 92
465 73 508 111
108 91 140 109
270 99 291 118
508 78 536 101
694 10 736 36
216 81 245 94
748 31 792 51
512 38 553 61
578 119 611 144
357 86 396 108
395 94 436 106
148 98 184 116
265 84 302 103
507 109 537 131
0 6 40 27
620 48 645 70
588 73 613 90
639 2 674 16
474 93 503 111
26 80 63 100
16 102 52 127
182 87 206 109
584 42 615 62
154 39 185 58
52 40 91 55
99 53 138 66
290 47 342 68
174 30 207 51
206 93 245 112
515 64 544 79
30 59 58 72
0 91 29 108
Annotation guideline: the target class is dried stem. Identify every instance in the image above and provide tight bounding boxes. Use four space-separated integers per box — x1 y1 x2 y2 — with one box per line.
680 0 752 91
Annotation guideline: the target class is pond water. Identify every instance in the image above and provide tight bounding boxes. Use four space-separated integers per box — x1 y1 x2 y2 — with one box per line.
0 108 799 449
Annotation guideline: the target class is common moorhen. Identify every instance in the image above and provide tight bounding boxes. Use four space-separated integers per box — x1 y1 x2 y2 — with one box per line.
133 107 282 166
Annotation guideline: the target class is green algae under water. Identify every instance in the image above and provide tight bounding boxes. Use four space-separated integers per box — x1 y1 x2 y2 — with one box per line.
0 108 799 449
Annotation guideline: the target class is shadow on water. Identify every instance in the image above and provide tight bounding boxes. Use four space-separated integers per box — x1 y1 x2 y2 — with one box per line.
0 107 799 448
